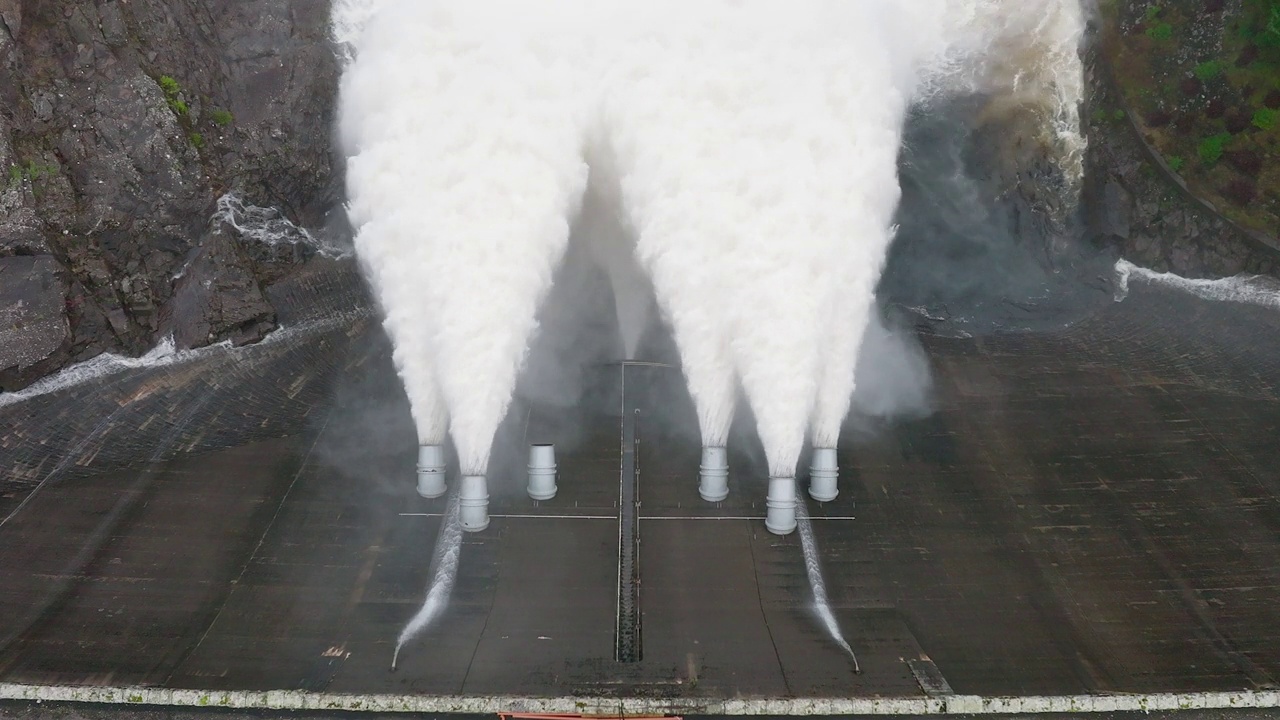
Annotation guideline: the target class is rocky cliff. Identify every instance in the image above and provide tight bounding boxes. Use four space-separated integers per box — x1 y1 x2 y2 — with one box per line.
0 0 346 391
1083 1 1280 278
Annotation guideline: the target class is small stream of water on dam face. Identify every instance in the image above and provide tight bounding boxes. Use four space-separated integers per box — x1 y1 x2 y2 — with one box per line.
795 491 860 672
392 490 463 670
1115 259 1280 311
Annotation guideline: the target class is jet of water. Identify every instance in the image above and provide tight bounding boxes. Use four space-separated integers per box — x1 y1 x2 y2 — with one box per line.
795 490 861 673
392 491 464 670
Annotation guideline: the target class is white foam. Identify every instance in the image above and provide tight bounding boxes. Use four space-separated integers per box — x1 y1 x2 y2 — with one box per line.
924 1 1088 184
0 311 369 409
1115 259 1280 311
339 1 593 472
214 193 351 260
0 337 190 409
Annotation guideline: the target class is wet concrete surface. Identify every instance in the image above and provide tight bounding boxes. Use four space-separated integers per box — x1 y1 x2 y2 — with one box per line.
0 270 1278 702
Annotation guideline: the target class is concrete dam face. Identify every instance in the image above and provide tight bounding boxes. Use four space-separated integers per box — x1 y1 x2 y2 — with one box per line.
1 0 1278 715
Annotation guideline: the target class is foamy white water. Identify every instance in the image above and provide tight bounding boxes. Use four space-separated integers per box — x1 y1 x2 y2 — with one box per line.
795 492 860 671
213 194 351 260
1115 259 1280 311
335 0 1087 484
0 310 370 409
392 492 464 669
926 1 1088 183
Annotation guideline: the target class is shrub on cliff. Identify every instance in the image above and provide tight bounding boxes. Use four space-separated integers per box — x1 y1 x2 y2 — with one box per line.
1198 133 1232 165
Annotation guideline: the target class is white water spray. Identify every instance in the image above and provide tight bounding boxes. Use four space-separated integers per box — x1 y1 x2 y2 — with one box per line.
922 1 1089 184
597 8 912 476
392 491 464 670
329 0 389 65
1115 259 1280 311
334 0 1087 522
795 492 860 671
340 3 591 477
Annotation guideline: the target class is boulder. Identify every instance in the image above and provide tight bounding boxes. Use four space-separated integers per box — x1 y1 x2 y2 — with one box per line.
1098 180 1132 241
0 255 70 391
0 1 18 38
158 224 276 350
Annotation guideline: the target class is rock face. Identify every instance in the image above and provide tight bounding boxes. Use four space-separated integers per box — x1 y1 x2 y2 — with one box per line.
0 0 343 391
159 225 276 350
1082 22 1280 279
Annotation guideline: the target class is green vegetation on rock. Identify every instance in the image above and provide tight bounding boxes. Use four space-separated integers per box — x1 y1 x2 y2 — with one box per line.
1260 3 1280 45
1146 23 1173 40
158 75 189 116
1198 132 1231 165
7 160 58 189
1103 0 1280 235
1193 60 1223 80
210 109 234 126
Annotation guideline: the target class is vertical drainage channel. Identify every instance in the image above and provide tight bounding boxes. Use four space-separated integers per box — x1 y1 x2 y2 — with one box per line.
615 364 643 663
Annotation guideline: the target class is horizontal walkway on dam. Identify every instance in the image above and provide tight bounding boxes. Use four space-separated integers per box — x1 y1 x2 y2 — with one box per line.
0 266 1278 708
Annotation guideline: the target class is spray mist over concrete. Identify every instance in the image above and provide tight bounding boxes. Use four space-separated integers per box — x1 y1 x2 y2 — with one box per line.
579 182 653 361
334 0 1087 513
851 311 935 421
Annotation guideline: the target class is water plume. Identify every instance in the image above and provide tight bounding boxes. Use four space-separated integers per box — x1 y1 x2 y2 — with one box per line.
334 0 1088 508
339 2 591 473
329 0 389 64
599 3 926 476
